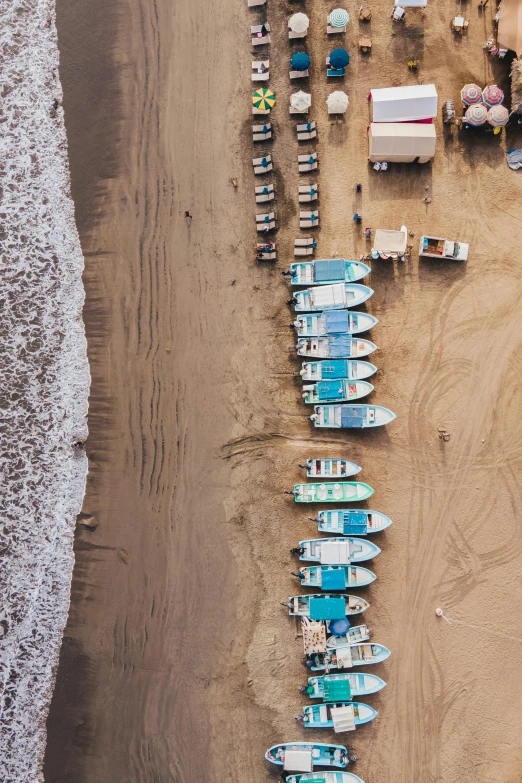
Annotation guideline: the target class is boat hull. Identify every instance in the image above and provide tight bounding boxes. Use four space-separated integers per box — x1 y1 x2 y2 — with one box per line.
292 482 374 503
294 284 374 312
287 594 369 617
265 743 350 769
306 673 387 699
307 644 391 671
294 311 378 336
287 773 365 783
304 459 362 479
299 565 377 588
302 701 378 729
315 509 393 535
312 404 396 428
303 380 373 404
300 360 377 381
296 338 377 359
289 260 372 286
298 538 381 563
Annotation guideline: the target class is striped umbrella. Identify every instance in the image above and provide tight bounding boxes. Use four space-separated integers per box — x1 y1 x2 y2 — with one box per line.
464 103 487 126
461 83 482 106
289 12 310 32
482 85 504 106
252 88 276 111
487 104 509 126
329 8 350 27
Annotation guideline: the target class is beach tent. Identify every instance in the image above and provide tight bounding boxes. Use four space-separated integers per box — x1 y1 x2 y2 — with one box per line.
498 0 522 56
368 122 436 162
371 84 438 122
372 228 408 258
394 0 428 6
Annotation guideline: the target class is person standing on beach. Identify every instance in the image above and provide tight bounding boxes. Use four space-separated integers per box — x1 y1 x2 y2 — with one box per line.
183 210 192 220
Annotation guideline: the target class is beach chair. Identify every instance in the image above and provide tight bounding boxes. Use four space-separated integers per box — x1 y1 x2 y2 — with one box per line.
297 121 317 141
289 30 308 39
253 155 273 174
253 106 271 115
359 35 372 53
298 152 318 172
290 105 310 115
290 69 310 79
298 184 319 203
327 14 347 33
252 122 272 141
256 211 276 232
300 210 319 228
248 0 266 6
255 184 275 203
252 60 269 82
256 242 277 262
251 23 271 46
326 56 345 77
294 237 316 256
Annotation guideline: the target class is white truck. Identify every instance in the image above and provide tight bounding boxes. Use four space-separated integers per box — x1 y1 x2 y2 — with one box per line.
420 235 469 261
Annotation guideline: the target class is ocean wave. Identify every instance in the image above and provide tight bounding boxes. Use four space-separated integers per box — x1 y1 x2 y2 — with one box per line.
0 1 90 781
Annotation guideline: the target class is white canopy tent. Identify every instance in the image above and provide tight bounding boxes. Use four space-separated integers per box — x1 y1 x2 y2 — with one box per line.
372 228 408 259
368 122 436 162
371 83 438 122
497 0 522 56
394 0 428 6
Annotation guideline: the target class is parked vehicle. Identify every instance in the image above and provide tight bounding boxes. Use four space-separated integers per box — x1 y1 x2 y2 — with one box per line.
419 235 469 260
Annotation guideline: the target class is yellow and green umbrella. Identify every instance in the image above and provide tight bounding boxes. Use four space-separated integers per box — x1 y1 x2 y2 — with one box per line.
253 88 276 111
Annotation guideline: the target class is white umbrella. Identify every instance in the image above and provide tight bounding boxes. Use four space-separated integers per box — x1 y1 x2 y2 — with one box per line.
291 91 312 112
289 12 310 32
327 90 349 113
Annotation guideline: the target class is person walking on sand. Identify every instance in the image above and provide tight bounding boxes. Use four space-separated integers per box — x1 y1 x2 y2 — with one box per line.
183 210 192 220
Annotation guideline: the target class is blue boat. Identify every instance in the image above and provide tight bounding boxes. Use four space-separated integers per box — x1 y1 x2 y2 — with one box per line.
311 404 396 428
306 643 391 671
291 482 373 504
296 336 377 359
300 701 378 731
293 284 374 312
302 380 373 404
311 509 393 535
286 259 371 286
286 774 366 783
305 672 386 699
293 310 378 337
301 458 362 479
298 360 378 382
298 537 380 563
285 594 369 617
265 742 353 769
297 564 376 589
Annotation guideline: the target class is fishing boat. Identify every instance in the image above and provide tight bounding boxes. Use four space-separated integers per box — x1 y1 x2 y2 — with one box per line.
284 594 369 617
286 259 371 286
301 458 362 479
297 564 376 589
289 482 374 504
312 509 393 535
306 643 391 671
297 538 380 563
305 672 386 699
328 623 370 644
293 310 378 337
296 337 377 360
311 405 396 429
300 701 378 731
293 284 374 312
286 773 366 783
299 360 377 382
265 743 353 770
302 380 373 404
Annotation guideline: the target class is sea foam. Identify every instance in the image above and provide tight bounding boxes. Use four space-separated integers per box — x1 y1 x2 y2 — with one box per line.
0 1 90 780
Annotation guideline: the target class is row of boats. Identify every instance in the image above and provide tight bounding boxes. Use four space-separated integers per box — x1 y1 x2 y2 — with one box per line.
265 258 394 778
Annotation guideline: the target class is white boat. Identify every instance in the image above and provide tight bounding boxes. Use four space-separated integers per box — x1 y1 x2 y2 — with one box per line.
300 459 362 479
293 283 374 312
296 337 377 359
311 404 396 429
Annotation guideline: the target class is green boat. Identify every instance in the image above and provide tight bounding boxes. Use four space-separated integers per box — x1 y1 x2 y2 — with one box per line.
286 482 373 503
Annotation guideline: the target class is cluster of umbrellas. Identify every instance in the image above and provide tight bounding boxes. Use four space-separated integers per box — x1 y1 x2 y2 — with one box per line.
290 47 350 72
461 83 509 127
288 90 349 113
288 8 349 32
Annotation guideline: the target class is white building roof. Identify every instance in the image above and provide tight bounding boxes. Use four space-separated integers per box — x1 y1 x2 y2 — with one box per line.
371 83 438 122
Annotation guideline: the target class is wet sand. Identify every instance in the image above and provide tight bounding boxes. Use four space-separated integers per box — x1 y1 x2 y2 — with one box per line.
46 0 522 780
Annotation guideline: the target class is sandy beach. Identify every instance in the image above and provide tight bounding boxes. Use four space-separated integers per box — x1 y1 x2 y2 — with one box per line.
44 0 522 780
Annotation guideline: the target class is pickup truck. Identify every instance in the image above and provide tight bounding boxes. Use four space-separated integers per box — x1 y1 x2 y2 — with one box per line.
419 236 469 261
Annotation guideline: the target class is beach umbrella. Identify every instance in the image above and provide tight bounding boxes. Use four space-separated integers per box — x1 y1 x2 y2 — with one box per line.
482 84 504 107
327 90 349 113
252 88 275 111
290 90 312 112
291 51 311 71
329 617 351 636
329 48 350 69
487 104 509 126
329 7 350 27
464 103 487 126
461 83 482 105
289 12 310 33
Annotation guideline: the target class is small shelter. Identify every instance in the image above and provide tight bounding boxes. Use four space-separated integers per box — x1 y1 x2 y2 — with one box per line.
498 0 522 56
394 0 428 6
371 83 438 122
372 227 408 259
368 122 436 162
